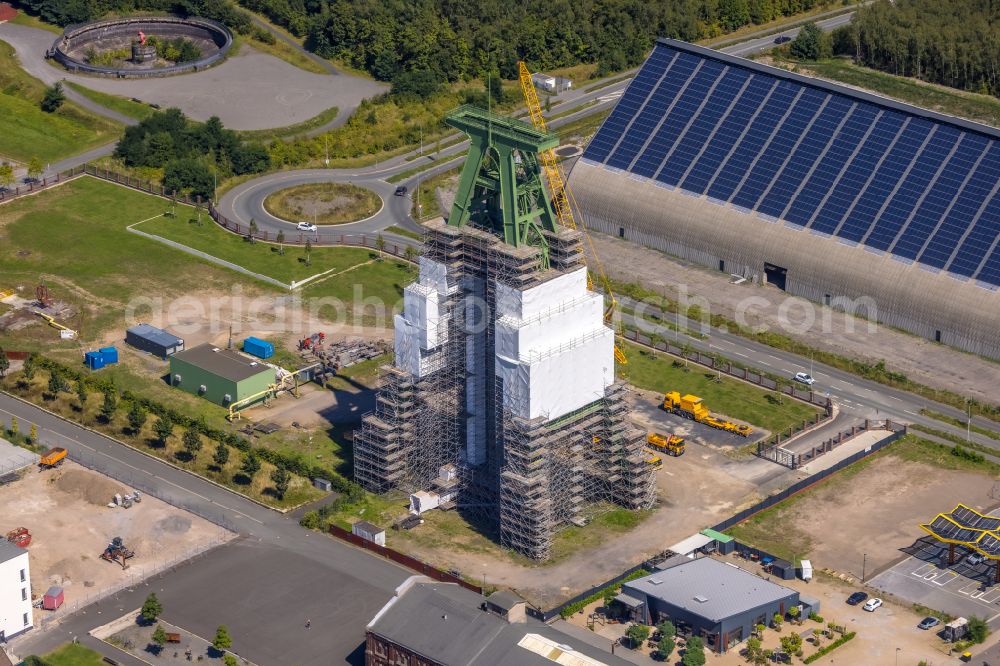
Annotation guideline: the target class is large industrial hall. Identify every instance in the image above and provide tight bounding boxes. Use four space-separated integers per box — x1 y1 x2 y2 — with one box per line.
569 39 1000 359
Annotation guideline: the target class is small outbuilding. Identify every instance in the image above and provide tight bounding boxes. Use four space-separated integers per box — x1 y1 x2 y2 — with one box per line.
169 343 274 406
126 323 184 359
351 520 385 546
620 557 809 653
42 586 64 611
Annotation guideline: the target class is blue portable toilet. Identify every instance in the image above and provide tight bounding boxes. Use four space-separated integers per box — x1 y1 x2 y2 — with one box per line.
84 351 106 370
99 346 119 364
242 336 274 359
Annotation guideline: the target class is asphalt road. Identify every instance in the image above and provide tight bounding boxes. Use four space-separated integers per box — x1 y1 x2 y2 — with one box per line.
720 10 860 57
0 394 409 665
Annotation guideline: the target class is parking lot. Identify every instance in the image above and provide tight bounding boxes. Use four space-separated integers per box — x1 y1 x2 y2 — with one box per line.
871 536 1000 625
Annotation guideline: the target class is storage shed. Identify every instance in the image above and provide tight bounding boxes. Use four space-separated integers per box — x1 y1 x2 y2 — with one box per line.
84 351 105 370
42 586 63 611
243 337 274 359
99 347 118 364
352 520 385 546
169 343 274 406
126 324 184 359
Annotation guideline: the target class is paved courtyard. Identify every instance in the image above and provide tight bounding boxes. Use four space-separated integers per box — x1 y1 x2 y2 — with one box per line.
871 536 1000 625
0 22 385 130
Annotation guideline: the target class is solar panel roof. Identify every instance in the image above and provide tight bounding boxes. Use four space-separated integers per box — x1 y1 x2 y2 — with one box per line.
583 39 1000 288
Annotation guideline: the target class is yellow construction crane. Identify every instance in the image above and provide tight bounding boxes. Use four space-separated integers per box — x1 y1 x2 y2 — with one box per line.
518 61 627 365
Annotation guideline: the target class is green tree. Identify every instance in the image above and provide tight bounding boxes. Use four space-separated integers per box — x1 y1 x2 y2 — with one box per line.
223 655 238 666
657 620 675 639
29 423 37 443
787 605 800 623
773 612 783 628
681 636 705 666
0 163 13 190
375 233 386 260
152 416 173 446
152 624 168 649
625 623 649 648
27 157 43 181
602 587 616 610
76 380 88 410
968 615 989 643
140 592 163 622
240 450 261 480
213 625 233 650
46 369 66 397
790 22 831 61
656 635 675 661
213 442 230 468
40 82 65 112
276 229 285 255
9 416 17 438
22 355 35 381
127 403 147 435
304 237 312 266
248 218 258 244
404 244 417 270
745 636 765 665
0 347 9 379
271 467 291 499
183 428 203 459
779 633 802 656
100 391 118 423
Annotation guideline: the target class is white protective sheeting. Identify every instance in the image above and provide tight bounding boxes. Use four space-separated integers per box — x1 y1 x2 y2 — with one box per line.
494 267 614 421
668 533 714 557
393 258 450 378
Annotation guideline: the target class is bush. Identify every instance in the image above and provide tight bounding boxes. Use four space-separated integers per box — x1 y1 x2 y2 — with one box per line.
952 445 986 463
968 615 989 643
558 569 650 618
40 82 65 113
808 612 824 622
803 632 856 664
625 624 650 648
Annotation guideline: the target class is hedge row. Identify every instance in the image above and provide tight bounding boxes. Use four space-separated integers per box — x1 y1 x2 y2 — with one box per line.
558 568 650 619
27 354 365 498
803 631 856 664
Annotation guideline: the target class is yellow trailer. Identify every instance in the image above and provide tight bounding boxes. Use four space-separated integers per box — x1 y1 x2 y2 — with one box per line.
662 391 753 437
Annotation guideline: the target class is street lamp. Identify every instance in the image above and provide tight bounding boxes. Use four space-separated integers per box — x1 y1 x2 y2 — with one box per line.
895 647 900 666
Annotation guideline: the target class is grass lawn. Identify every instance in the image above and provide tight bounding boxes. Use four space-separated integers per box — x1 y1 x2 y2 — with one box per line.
237 105 339 142
8 11 62 34
552 107 611 142
42 643 107 666
619 342 821 434
65 81 155 121
412 167 460 220
299 258 411 327
725 435 1000 561
772 56 1000 128
263 182 381 225
245 30 328 75
0 41 123 163
256 427 352 478
549 505 652 562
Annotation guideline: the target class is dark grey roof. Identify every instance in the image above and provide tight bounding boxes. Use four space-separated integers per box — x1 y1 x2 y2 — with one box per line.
127 323 183 347
657 38 1000 141
486 590 523 611
623 558 797 623
352 520 383 534
171 343 272 383
0 538 27 565
369 579 634 666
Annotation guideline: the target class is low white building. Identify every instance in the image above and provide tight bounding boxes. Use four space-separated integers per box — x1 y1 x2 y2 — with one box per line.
0 540 31 641
530 72 572 93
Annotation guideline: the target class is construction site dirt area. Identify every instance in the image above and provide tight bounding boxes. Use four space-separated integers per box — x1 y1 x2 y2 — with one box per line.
386 443 760 605
2 462 232 610
728 448 1000 580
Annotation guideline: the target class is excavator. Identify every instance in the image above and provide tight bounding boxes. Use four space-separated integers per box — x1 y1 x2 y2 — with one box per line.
518 62 628 366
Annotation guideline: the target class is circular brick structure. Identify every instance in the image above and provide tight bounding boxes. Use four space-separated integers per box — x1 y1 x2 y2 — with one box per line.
49 16 233 78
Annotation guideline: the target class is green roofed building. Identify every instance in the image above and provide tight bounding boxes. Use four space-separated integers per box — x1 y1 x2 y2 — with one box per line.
169 343 274 406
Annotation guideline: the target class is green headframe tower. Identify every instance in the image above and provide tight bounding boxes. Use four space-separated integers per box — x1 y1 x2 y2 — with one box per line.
445 104 560 267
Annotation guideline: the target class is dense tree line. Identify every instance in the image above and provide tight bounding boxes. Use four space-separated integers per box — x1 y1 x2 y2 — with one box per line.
834 0 1000 96
114 108 269 198
236 0 847 92
15 0 252 32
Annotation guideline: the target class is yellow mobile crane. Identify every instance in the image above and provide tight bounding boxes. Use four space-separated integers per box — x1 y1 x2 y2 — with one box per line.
518 62 628 366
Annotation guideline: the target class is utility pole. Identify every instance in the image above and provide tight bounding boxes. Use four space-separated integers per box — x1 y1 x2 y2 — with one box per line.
324 135 329 167
968 399 972 442
862 553 867 583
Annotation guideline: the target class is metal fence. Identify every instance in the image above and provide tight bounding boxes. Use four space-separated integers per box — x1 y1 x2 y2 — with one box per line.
757 419 905 469
68 449 239 533
539 425 906 620
327 524 483 595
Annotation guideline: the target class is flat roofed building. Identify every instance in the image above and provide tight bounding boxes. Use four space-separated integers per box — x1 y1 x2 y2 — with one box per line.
366 576 635 666
620 558 811 653
125 323 184 358
169 343 274 406
0 539 32 642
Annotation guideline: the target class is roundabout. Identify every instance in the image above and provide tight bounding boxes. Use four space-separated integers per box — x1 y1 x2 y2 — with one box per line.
49 15 233 77
263 182 383 226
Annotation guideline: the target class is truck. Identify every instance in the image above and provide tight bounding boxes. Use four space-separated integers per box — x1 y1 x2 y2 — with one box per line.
39 447 67 468
643 451 663 470
647 433 685 457
662 391 753 438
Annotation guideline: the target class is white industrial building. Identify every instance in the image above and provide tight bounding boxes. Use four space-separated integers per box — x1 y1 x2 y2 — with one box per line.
0 540 32 641
531 72 572 93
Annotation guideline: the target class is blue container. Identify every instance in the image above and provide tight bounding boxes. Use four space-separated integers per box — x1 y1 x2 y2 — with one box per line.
243 336 274 359
84 351 105 370
99 346 119 364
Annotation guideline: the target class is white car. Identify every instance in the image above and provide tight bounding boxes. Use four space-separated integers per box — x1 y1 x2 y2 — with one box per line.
296 221 318 232
794 372 816 385
967 552 986 566
863 598 883 612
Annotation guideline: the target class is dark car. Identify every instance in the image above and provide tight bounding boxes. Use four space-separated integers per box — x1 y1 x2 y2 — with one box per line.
394 185 408 196
846 591 868 606
774 35 792 44
918 616 940 630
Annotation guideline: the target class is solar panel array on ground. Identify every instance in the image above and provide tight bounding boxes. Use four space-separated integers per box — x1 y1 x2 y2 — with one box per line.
582 40 1000 288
